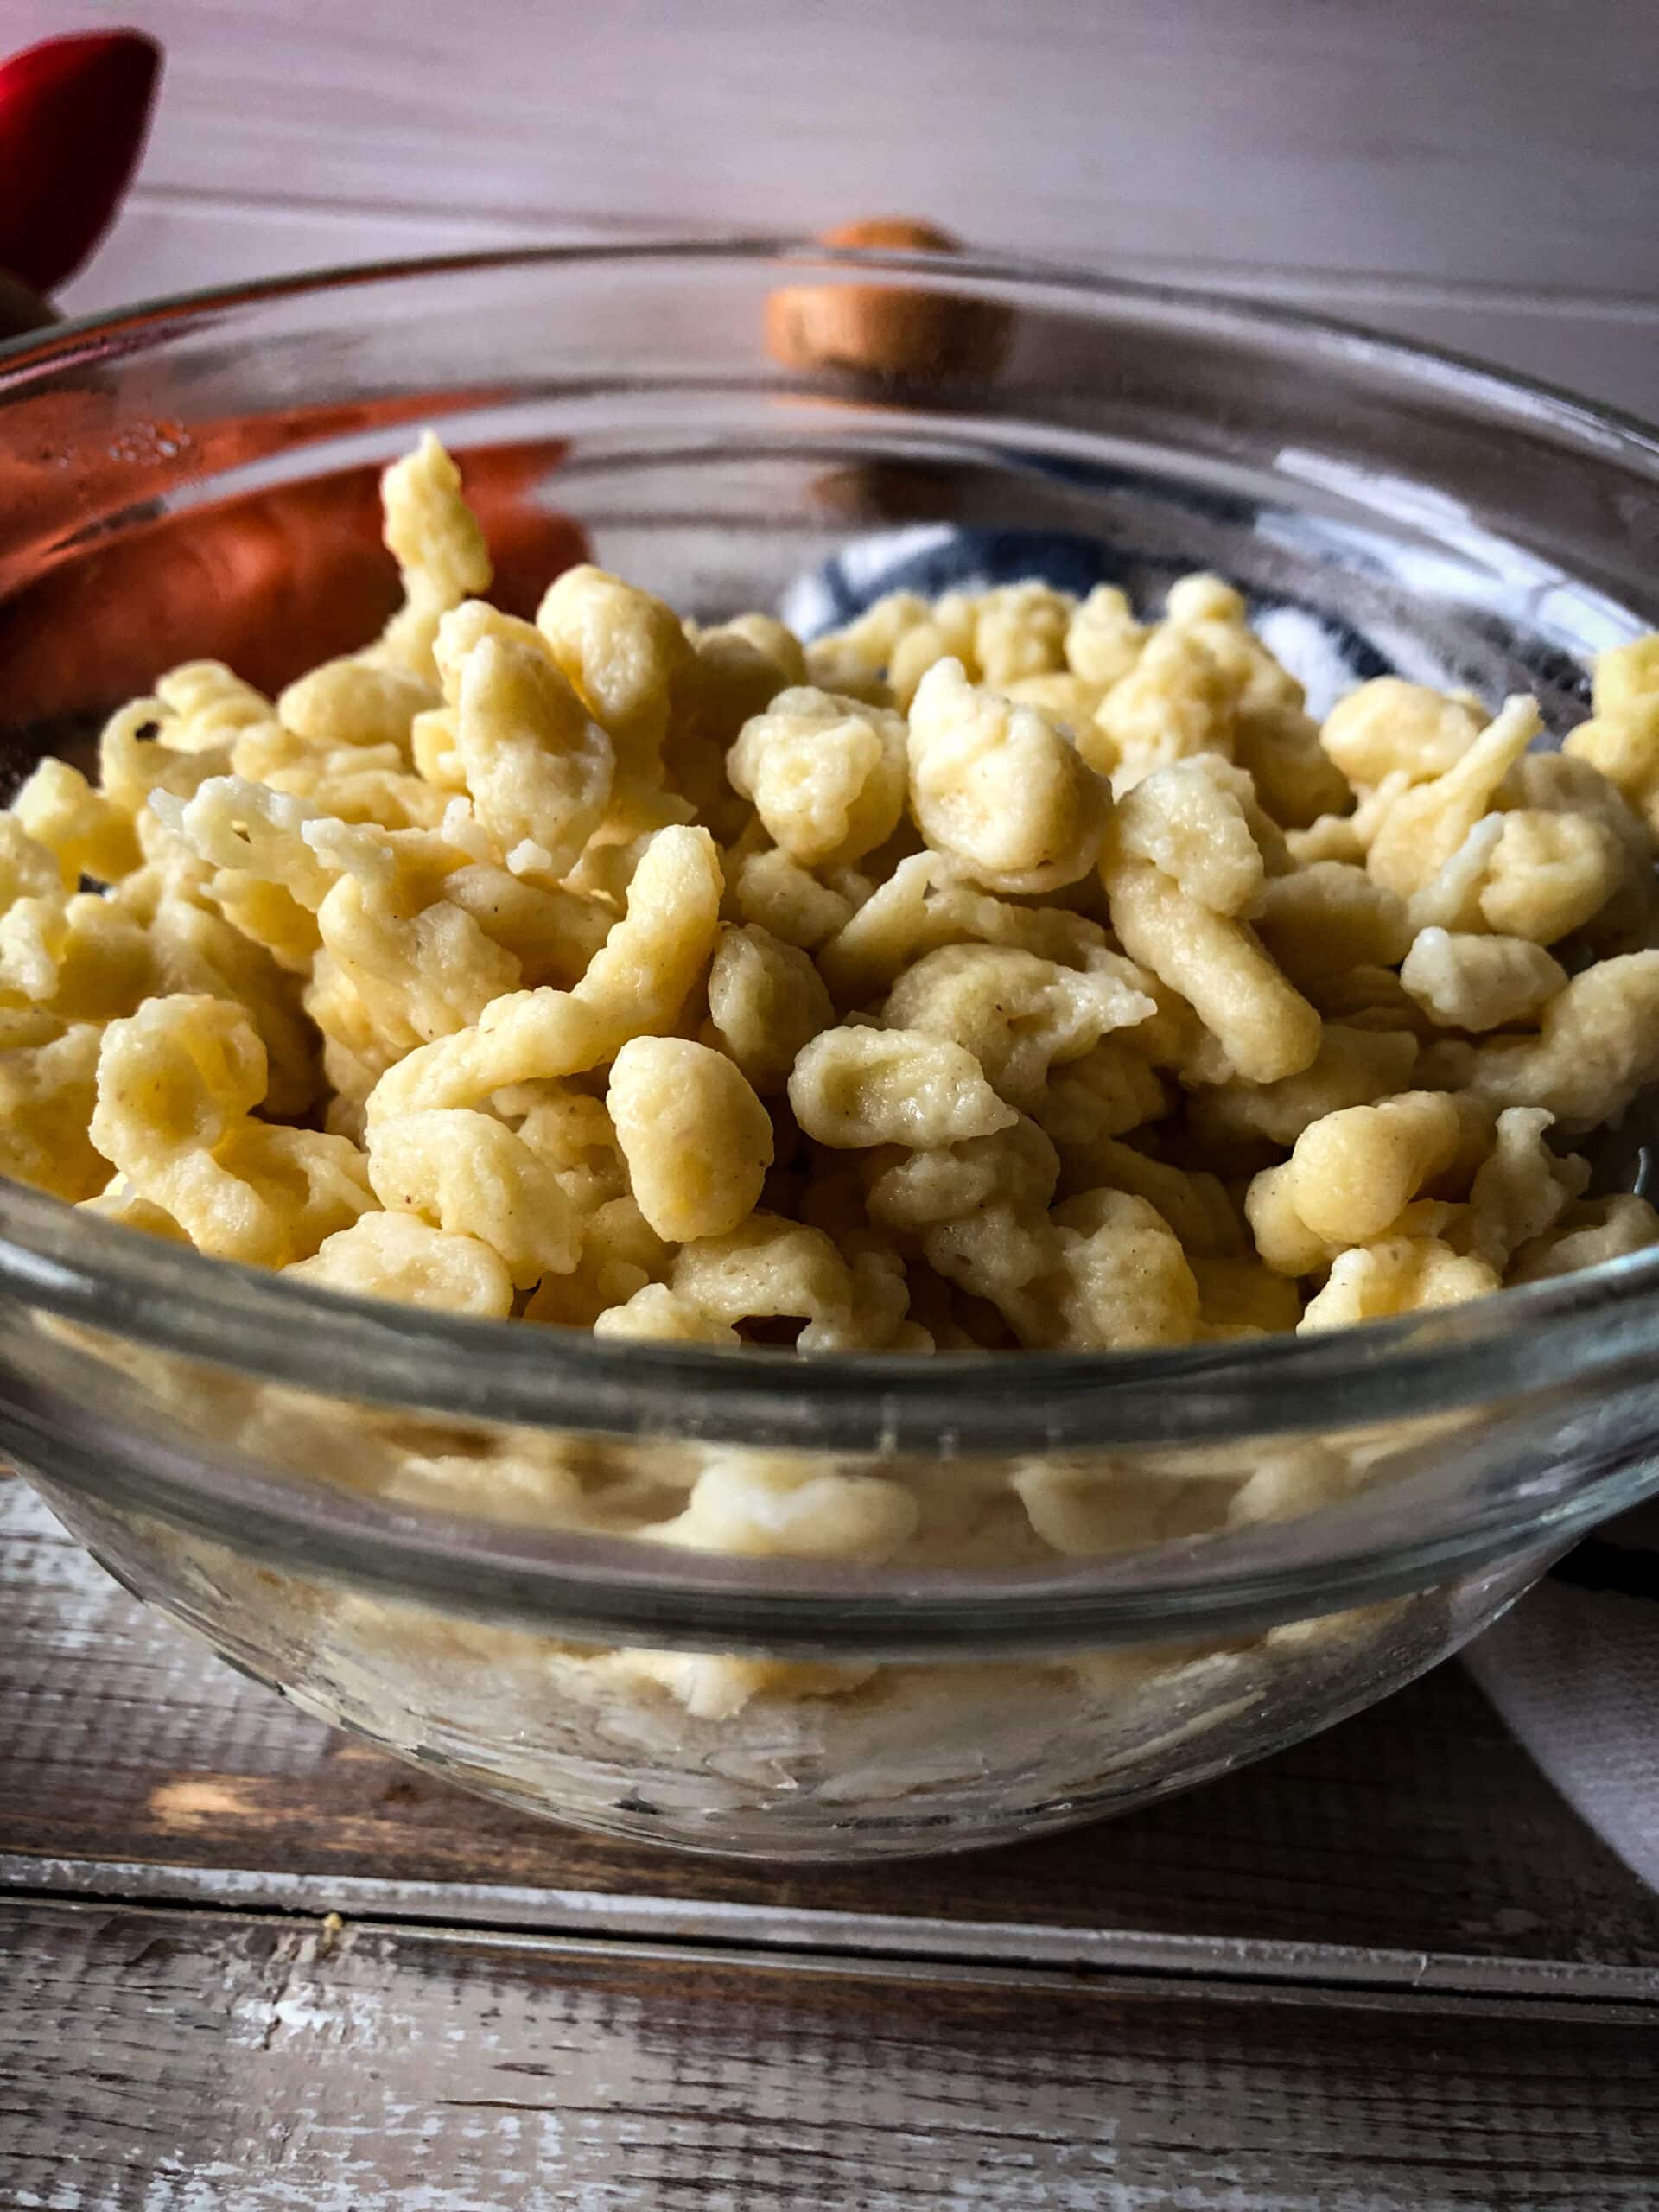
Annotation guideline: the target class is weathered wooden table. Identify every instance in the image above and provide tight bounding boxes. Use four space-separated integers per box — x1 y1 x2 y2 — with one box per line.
2 1469 1655 2209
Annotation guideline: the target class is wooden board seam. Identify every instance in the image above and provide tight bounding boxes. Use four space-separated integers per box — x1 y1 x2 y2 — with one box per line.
7 1853 1656 2018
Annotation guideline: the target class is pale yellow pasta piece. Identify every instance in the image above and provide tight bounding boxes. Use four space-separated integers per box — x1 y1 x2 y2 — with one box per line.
789 1024 1017 1149
1313 963 1438 1041
91 995 372 1268
96 696 232 823
1443 951 1659 1130
607 1036 773 1243
1227 1443 1362 1525
1032 1040 1171 1145
1094 626 1235 784
1509 1194 1659 1283
645 1454 918 1561
506 1086 631 1214
354 966 598 1126
448 626 614 876
230 721 449 831
1051 1133 1245 1259
815 849 1109 1007
1462 1108 1589 1272
1399 928 1566 1033
726 687 907 867
971 582 1073 688
365 825 721 1121
441 861 615 989
887 591 980 709
1299 1236 1501 1331
524 1193 668 1329
1065 585 1146 689
286 1210 512 1317
1364 696 1540 896
1403 813 1508 934
152 774 336 914
729 846 856 950
1230 712 1351 832
882 943 1154 1113
1508 749 1654 868
1002 672 1108 734
798 638 898 709
410 705 466 791
906 658 1110 894
1014 1460 1214 1556
830 1233 918 1352
1007 1187 1201 1351
0 817 70 1001
366 1108 579 1287
593 1282 741 1346
277 658 439 754
1591 634 1659 716
1247 1088 1468 1265
32 893 153 1024
537 564 696 781
1565 695 1659 838
1286 813 1366 868
372 434 493 680
677 629 798 798
0 1020 106 1200
1319 678 1484 788
1163 573 1248 629
1160 584 1336 830
668 1212 856 1351
1225 656 1354 826
1252 864 1412 993
154 661 275 748
560 778 700 908
709 613 808 690
814 590 932 679
1110 755 1267 917
1191 1255 1303 1337
10 758 140 883
703 924 835 1093
79 1178 189 1243
313 853 521 1060
429 597 556 696
1101 847 1321 1085
143 895 319 1120
1476 809 1630 944
571 823 722 1036
867 1114 1059 1235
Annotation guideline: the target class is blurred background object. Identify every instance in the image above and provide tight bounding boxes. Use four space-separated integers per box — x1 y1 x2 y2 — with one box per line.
6 0 1656 419
0 25 159 321
765 218 1014 379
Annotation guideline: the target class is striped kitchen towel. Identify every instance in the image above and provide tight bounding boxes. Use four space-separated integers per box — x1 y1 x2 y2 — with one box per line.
1465 1506 1659 1889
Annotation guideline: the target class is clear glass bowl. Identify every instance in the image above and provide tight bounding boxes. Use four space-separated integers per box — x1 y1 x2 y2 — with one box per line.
3 241 1659 1860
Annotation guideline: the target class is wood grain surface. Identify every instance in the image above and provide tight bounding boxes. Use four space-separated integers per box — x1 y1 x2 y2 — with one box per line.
24 0 1653 288
3 1474 1659 2205
2 1898 1656 2212
3 1475 1656 1969
10 0 1658 419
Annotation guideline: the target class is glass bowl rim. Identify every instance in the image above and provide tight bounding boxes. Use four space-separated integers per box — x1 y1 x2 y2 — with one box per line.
6 238 1659 1641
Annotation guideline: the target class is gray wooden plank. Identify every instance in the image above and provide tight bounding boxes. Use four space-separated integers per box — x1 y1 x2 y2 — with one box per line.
16 0 1659 294
8 1852 1658 2012
1 1897 1655 2212
3 1476 1656 1968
